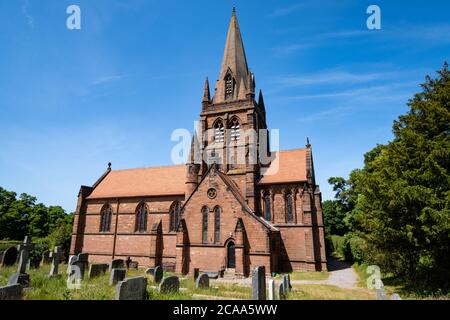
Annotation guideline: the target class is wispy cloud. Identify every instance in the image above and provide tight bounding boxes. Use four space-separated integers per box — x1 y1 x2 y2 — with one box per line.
270 4 305 17
92 74 127 85
21 0 34 29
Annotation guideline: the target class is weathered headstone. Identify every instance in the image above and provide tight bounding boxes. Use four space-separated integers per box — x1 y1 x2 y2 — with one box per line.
153 266 163 284
115 276 148 300
268 279 275 300
88 263 109 278
8 236 31 287
195 273 209 289
192 268 200 281
0 284 23 300
159 276 180 294
40 250 51 266
109 259 125 271
282 274 291 293
109 268 126 286
252 266 266 300
1 246 18 267
391 293 402 300
48 246 62 278
276 282 286 300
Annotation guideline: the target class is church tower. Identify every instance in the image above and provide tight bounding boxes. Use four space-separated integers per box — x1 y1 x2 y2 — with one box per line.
193 8 268 211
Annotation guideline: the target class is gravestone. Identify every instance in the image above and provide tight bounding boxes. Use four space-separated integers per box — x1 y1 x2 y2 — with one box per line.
276 282 286 300
48 246 62 278
109 268 126 286
67 255 79 274
128 261 139 269
77 253 89 270
282 274 291 293
192 268 200 281
195 273 209 289
145 267 155 276
153 266 163 284
115 276 148 300
88 264 109 278
41 250 51 266
8 236 31 287
391 293 402 300
0 284 23 300
268 279 275 300
252 266 266 300
109 259 125 271
159 276 180 294
1 246 18 267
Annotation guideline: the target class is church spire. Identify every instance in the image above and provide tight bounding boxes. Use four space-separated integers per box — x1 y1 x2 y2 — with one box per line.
213 7 250 103
202 77 211 103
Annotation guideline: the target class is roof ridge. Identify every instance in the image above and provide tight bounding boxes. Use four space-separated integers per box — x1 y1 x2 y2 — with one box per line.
111 164 185 172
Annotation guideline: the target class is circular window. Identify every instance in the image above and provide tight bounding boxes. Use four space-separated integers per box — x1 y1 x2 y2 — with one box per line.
207 188 217 199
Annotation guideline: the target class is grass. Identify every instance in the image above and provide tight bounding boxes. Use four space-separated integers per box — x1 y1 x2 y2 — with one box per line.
274 271 330 281
289 284 375 300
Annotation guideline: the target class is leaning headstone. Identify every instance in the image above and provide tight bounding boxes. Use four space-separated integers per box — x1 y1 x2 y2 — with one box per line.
159 276 180 294
8 236 31 287
0 284 23 300
40 250 51 266
1 246 18 267
276 282 286 300
88 264 109 278
391 293 402 300
268 279 275 300
195 273 209 289
252 266 266 300
109 268 126 286
48 246 62 278
192 268 200 281
282 274 291 293
153 266 163 284
109 259 125 271
115 276 148 300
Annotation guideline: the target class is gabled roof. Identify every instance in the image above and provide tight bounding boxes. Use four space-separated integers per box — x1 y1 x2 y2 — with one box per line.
259 149 308 185
87 165 185 199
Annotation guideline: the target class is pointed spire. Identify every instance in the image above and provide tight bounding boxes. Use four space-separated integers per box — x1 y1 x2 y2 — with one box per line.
202 77 210 103
258 90 265 111
213 7 249 103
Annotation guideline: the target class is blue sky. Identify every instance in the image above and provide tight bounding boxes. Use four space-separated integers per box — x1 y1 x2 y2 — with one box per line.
0 0 449 212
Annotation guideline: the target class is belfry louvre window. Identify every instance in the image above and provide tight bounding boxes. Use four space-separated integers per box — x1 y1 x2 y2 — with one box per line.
286 193 294 223
225 74 234 99
202 207 208 244
230 119 240 141
264 193 271 222
214 121 224 143
169 201 182 232
214 207 221 243
135 202 148 232
100 204 112 232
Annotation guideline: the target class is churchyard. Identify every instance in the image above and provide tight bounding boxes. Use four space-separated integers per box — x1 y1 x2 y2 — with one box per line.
0 237 389 300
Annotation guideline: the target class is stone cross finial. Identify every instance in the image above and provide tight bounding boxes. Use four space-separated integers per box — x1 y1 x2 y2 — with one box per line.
49 246 62 278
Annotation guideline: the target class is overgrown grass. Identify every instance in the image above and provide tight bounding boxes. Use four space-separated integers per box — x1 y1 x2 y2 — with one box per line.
274 271 330 281
289 284 374 300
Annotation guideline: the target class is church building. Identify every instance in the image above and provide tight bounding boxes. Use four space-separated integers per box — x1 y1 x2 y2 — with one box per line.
70 9 327 276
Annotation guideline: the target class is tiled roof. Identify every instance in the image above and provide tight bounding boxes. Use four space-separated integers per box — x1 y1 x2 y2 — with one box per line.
259 149 307 184
87 165 186 199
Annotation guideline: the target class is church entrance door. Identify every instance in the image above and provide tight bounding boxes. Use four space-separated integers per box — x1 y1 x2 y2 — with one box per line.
227 241 236 269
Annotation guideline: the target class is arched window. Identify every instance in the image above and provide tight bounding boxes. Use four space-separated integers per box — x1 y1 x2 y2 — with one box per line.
135 202 148 232
169 201 182 232
214 207 221 243
202 206 208 244
100 204 112 232
214 120 224 143
225 74 234 100
229 118 240 142
264 192 271 222
286 193 294 223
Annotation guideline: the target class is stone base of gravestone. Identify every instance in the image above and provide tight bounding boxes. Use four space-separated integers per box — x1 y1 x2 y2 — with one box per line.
195 273 209 289
8 273 30 288
110 269 126 286
115 277 148 300
88 264 109 278
153 266 163 284
0 284 23 300
159 276 180 294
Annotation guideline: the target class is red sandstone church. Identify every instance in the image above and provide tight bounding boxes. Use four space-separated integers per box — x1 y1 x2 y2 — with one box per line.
70 9 327 276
